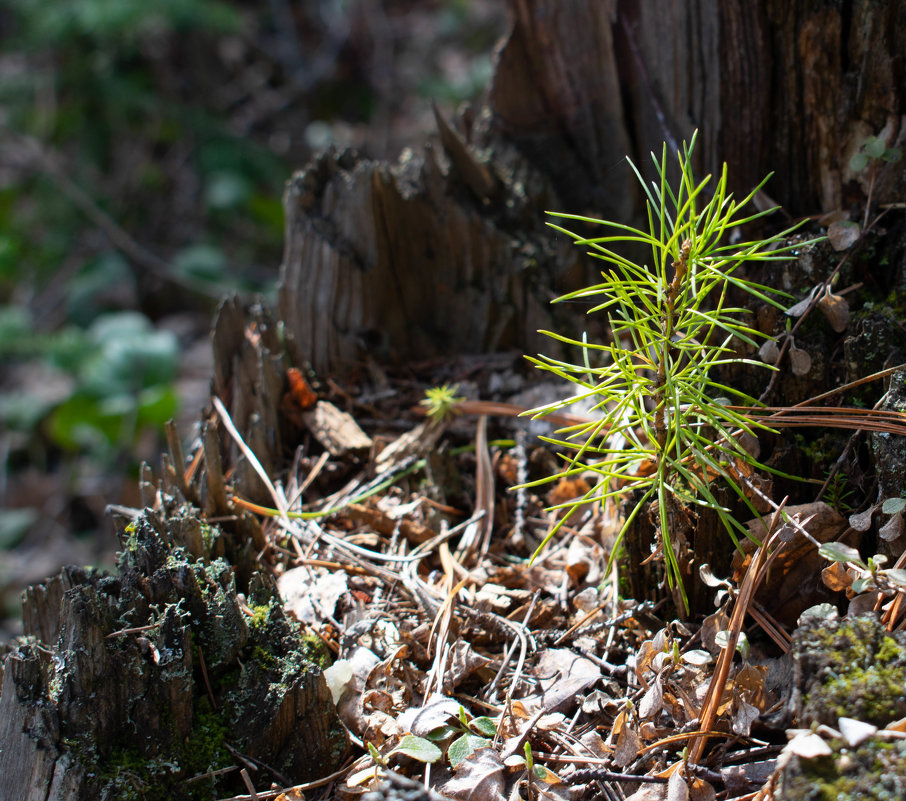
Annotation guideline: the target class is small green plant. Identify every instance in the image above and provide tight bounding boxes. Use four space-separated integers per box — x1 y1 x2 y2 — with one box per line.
849 135 902 174
822 470 855 513
820 541 906 596
421 382 464 422
843 132 903 235
525 132 816 608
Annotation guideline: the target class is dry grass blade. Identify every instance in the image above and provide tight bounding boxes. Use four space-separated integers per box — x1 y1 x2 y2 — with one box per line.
747 604 792 654
213 395 289 520
689 500 792 764
213 763 353 801
746 406 906 437
455 415 494 563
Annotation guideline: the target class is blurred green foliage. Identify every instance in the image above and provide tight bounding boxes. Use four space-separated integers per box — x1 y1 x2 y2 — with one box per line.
0 0 293 471
0 0 288 305
0 0 505 560
0 306 178 456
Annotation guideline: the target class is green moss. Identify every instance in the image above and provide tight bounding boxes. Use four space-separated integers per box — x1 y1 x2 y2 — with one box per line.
177 698 231 785
81 695 231 801
251 643 281 671
300 627 332 669
781 739 906 801
199 522 216 553
247 603 271 629
801 617 906 727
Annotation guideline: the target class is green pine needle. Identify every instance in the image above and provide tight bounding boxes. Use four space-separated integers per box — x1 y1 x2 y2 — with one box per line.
525 130 823 611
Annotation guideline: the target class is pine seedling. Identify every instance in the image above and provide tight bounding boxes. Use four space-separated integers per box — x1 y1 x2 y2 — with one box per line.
525 131 816 608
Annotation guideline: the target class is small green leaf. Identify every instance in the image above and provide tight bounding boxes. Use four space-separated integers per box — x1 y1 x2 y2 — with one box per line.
533 764 561 783
882 498 906 515
852 577 871 594
204 171 252 210
882 147 902 163
426 724 460 742
849 152 869 172
819 542 863 565
392 735 442 764
447 734 490 769
469 716 498 738
0 507 38 549
864 136 886 159
367 741 385 766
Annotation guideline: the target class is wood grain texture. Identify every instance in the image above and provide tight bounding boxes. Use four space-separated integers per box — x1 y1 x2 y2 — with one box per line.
279 0 903 377
279 144 578 375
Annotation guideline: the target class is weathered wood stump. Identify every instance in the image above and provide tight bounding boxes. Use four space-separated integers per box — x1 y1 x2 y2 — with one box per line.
0 500 347 800
278 0 904 377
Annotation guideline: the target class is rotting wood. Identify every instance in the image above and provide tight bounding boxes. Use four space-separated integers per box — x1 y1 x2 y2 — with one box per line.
0 499 348 801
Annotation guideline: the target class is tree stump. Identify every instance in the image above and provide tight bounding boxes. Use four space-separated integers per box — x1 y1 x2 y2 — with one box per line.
0 505 347 800
279 0 904 377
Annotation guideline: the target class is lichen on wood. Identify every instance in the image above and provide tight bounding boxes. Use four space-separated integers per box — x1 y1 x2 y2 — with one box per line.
0 499 347 800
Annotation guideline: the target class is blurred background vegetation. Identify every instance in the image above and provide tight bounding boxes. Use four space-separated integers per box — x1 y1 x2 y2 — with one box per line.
0 0 506 635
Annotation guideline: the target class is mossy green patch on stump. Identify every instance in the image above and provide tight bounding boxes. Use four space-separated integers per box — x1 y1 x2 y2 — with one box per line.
793 613 906 728
780 739 906 801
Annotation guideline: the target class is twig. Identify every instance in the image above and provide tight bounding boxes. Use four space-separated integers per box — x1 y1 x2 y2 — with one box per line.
3 126 218 295
212 763 353 801
239 769 257 801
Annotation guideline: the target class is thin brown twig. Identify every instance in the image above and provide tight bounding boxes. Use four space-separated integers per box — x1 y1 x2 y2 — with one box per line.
4 126 220 296
198 645 217 710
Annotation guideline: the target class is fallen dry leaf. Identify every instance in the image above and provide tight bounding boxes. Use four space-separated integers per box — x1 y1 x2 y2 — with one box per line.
521 648 602 715
788 342 812 376
613 719 642 768
817 290 850 331
838 716 877 747
396 694 461 737
279 565 348 625
442 748 506 801
827 219 861 251
784 730 832 758
667 770 689 801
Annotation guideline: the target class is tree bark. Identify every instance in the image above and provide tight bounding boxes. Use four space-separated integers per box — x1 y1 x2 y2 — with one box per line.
279 0 905 376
